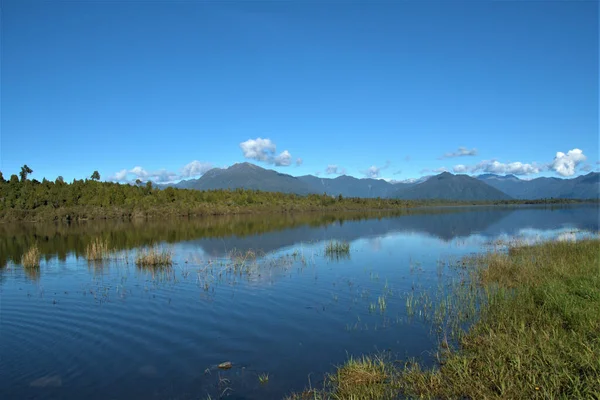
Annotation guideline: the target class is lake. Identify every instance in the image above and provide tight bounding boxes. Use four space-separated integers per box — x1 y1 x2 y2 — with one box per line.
1 204 598 400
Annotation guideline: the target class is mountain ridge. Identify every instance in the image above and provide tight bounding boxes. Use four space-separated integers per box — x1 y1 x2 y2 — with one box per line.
159 163 599 200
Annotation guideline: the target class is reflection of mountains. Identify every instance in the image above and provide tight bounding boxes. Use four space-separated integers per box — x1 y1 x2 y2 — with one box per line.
194 205 599 256
2 205 597 266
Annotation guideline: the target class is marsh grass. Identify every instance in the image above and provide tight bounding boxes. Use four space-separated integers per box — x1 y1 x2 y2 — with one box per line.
86 237 111 261
289 239 600 400
258 373 269 385
22 244 41 268
324 240 350 260
135 246 173 268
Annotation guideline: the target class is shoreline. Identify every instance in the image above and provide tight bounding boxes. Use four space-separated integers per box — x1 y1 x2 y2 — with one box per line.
1 199 596 224
286 239 600 399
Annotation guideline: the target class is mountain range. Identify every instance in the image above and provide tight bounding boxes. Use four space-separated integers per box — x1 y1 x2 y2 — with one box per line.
159 162 599 201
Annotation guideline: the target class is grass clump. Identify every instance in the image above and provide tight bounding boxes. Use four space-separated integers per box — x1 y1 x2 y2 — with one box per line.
258 372 269 385
135 246 173 268
328 355 398 399
324 240 350 259
289 239 600 400
85 237 110 261
22 244 41 268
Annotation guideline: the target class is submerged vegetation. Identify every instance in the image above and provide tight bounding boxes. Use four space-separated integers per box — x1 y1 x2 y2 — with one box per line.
21 244 41 268
0 169 595 222
288 239 600 399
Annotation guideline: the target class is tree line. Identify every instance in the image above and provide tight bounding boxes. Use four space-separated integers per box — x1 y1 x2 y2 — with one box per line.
1 165 592 223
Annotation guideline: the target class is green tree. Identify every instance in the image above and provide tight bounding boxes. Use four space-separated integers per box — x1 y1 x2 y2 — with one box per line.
56 176 65 184
91 171 101 181
19 165 33 182
0 171 5 183
10 174 19 184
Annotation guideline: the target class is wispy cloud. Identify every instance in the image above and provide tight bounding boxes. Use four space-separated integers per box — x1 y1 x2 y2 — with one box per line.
440 147 478 159
452 160 544 175
325 165 346 175
361 161 391 179
580 164 592 172
420 167 448 174
240 138 296 167
550 148 587 177
451 149 588 177
393 169 402 175
110 160 212 183
296 158 303 166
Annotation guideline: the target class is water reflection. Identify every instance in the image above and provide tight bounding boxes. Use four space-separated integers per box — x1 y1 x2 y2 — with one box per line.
2 204 597 267
0 204 598 400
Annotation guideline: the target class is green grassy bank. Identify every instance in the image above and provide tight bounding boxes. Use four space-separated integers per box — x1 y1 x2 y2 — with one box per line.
287 239 600 399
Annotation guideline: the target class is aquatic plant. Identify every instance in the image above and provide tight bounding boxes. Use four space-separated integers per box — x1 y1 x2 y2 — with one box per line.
135 246 173 268
258 373 269 384
324 240 350 259
22 244 40 268
86 237 110 261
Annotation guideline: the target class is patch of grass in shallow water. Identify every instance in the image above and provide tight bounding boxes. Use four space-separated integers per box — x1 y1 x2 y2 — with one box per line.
287 239 600 399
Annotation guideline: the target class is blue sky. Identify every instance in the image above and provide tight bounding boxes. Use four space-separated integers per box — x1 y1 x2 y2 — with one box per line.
2 0 598 183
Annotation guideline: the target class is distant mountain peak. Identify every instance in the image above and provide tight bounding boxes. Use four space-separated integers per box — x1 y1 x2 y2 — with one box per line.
229 162 261 170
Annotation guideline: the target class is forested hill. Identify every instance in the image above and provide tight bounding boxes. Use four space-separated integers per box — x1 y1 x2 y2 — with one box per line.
0 172 412 222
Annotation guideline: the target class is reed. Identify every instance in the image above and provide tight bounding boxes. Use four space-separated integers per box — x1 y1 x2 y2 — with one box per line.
324 240 350 260
135 246 173 268
22 244 41 268
86 237 110 261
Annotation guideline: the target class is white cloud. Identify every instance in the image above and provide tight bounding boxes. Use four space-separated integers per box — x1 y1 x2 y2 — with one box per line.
440 147 478 159
550 148 587 177
274 150 292 166
112 169 128 181
110 159 212 184
130 166 149 179
433 167 448 173
296 158 303 166
453 164 469 173
325 165 346 175
470 160 541 176
152 169 180 183
361 161 390 179
181 160 212 178
239 137 295 167
363 165 381 178
239 138 276 161
580 164 592 172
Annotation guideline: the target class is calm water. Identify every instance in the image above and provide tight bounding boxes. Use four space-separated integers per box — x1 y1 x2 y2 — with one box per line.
1 205 598 400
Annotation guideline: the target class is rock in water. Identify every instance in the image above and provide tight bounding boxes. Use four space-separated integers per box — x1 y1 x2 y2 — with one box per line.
218 361 232 369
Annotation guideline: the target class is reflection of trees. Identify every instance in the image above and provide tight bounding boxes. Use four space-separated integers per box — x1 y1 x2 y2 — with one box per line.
1 205 596 268
0 210 408 267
